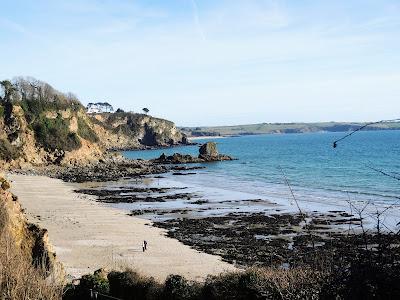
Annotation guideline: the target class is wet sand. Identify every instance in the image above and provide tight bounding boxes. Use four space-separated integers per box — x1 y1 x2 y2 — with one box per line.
8 174 236 282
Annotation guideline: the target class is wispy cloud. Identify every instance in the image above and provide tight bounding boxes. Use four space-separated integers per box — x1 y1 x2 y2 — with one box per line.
0 0 399 126
0 18 27 34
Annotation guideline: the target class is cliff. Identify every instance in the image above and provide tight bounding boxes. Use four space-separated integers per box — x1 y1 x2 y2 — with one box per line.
89 112 188 150
0 77 187 168
0 175 63 298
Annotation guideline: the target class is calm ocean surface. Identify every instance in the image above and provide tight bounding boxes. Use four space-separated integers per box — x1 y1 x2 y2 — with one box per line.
124 131 400 207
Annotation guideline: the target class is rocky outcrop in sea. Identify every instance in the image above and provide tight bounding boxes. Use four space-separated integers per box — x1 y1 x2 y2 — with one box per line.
153 142 235 164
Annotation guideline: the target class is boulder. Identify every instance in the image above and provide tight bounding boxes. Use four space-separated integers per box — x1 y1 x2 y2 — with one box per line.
181 136 189 145
1 180 11 190
199 142 219 158
0 176 10 190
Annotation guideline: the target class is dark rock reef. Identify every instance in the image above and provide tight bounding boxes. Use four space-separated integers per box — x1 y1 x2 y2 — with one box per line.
153 211 385 269
76 186 194 203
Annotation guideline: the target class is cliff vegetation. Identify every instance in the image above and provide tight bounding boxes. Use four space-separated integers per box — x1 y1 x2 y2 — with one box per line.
0 175 63 299
0 77 187 168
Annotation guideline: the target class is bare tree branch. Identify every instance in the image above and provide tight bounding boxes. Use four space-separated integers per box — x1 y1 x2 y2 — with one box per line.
333 118 400 148
366 165 400 182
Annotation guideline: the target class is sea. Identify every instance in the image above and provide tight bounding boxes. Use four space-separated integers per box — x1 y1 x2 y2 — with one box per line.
121 130 400 226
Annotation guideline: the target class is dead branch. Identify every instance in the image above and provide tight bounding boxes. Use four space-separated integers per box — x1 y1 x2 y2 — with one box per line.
333 118 400 148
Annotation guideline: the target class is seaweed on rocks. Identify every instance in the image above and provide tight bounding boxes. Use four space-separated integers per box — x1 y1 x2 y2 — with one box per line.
153 211 389 270
76 186 195 203
25 159 169 183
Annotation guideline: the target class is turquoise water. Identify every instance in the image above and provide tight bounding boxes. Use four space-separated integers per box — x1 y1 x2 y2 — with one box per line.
124 131 400 205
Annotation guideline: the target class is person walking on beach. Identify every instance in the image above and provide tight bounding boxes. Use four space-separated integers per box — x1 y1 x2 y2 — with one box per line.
142 240 148 252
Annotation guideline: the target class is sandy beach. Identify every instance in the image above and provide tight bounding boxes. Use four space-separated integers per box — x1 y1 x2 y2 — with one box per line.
8 174 236 282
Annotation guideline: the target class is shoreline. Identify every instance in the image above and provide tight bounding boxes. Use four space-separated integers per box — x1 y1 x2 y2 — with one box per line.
8 174 236 282
140 172 400 229
187 135 227 141
6 150 400 278
65 170 400 269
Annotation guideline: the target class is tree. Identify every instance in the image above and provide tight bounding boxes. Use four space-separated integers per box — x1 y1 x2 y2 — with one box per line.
65 92 79 102
104 102 114 113
11 76 82 107
142 108 149 115
0 80 18 103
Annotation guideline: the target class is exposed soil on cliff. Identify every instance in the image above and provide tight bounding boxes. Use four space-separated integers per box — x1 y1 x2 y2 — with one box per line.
0 77 189 168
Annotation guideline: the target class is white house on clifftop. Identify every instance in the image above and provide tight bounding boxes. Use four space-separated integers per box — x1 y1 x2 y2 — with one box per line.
87 102 114 114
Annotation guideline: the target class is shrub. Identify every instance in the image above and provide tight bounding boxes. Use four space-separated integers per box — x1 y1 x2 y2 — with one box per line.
63 272 110 300
66 267 330 300
202 268 326 300
20 98 81 124
33 115 81 151
0 138 20 161
105 113 141 136
321 249 400 299
77 117 98 143
87 115 114 131
0 105 4 118
108 269 161 300
163 275 200 300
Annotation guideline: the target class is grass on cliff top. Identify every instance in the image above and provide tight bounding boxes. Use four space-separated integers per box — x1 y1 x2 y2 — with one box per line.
102 112 174 132
87 112 141 136
20 98 82 124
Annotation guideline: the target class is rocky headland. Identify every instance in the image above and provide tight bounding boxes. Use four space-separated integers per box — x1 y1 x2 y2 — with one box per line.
15 141 233 183
0 77 189 169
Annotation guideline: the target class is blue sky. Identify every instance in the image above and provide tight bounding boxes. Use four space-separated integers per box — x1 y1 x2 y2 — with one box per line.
0 0 399 126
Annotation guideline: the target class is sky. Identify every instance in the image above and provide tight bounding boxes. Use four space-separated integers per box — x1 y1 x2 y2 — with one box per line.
0 0 399 126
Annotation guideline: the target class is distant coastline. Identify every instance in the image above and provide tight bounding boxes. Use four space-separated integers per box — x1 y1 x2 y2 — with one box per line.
181 121 400 138
188 135 228 141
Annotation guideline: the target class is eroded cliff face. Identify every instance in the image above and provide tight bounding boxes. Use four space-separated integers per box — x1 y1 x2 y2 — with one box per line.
0 77 189 168
0 103 187 168
0 103 103 168
91 112 188 150
0 175 64 285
